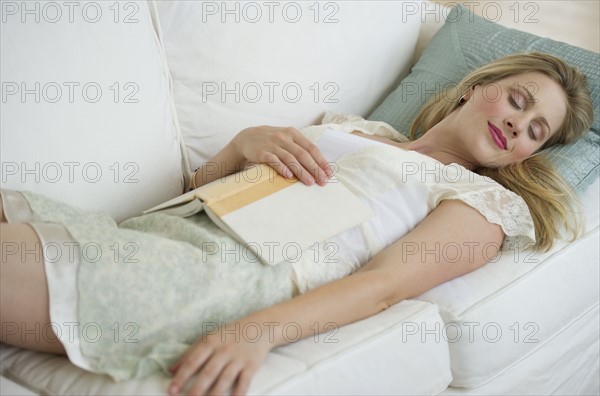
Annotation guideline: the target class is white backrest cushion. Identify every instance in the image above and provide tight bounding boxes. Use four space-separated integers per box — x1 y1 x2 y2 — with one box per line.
1 0 184 222
155 0 424 170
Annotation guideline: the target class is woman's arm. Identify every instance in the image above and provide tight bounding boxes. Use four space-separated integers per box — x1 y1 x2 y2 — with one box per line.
188 126 333 191
168 199 504 395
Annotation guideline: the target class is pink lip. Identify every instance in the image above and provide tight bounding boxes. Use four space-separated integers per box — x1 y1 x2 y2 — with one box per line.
488 122 507 150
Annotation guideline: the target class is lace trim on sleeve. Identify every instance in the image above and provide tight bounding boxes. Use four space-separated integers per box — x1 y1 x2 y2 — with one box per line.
448 186 536 251
321 112 408 142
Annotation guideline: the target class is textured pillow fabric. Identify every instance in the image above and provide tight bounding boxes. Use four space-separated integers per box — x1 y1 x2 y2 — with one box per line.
369 5 600 193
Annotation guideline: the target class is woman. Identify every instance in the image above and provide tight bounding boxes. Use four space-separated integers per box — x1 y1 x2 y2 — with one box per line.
0 52 594 395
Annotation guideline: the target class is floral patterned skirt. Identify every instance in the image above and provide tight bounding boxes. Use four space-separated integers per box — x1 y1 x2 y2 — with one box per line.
1 189 295 381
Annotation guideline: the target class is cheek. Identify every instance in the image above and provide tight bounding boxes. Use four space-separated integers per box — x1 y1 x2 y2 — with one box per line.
470 97 496 115
513 143 536 160
479 98 500 112
473 86 507 112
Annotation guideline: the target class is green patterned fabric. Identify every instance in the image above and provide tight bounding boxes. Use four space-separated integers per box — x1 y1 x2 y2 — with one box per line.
369 5 599 192
20 190 294 381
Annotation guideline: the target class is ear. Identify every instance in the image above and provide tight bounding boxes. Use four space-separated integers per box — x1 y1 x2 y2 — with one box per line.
462 85 477 102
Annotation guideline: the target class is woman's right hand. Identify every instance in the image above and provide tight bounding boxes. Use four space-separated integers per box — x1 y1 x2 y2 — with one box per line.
230 126 333 186
168 322 273 396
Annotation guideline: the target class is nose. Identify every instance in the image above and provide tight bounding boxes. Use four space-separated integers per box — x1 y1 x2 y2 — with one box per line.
505 116 526 137
506 121 517 137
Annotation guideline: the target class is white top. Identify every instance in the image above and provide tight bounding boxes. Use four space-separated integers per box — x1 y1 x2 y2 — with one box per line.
290 113 536 293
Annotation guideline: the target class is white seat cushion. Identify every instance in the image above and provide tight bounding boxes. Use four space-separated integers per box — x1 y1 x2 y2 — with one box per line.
414 178 600 387
439 303 599 394
0 300 451 395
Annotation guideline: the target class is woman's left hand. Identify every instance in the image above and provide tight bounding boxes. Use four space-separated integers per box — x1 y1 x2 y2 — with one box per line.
168 324 272 396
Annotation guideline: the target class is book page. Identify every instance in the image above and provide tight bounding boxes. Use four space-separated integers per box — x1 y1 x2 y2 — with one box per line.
215 177 374 265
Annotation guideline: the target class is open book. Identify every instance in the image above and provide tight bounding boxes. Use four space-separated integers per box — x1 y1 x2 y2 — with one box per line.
143 163 374 265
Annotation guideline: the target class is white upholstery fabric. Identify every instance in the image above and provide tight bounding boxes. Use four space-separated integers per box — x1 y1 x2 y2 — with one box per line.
154 0 424 173
0 0 184 222
1 1 599 395
415 178 600 387
0 300 452 395
440 303 600 394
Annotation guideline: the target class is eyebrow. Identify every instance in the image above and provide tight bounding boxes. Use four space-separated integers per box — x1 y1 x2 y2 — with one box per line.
519 85 551 140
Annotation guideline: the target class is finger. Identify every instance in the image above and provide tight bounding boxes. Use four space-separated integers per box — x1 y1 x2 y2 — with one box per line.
274 149 316 186
257 152 295 180
207 361 243 395
288 133 330 185
291 132 333 182
168 347 212 396
169 362 181 374
232 366 259 396
292 131 331 172
270 127 327 185
187 356 230 396
169 340 203 375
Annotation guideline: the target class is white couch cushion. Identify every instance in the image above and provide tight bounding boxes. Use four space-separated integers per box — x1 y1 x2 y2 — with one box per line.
438 303 599 395
0 300 452 395
413 178 600 387
1 0 184 222
154 0 424 173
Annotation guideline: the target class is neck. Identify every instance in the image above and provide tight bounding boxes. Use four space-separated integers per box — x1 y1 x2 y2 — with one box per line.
401 116 477 171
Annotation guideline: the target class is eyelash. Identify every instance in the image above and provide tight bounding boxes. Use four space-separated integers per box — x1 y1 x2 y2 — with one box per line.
509 95 522 110
509 95 539 141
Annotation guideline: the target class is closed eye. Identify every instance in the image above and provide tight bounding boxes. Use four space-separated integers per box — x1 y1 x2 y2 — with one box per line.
509 95 524 110
528 125 538 141
510 86 551 142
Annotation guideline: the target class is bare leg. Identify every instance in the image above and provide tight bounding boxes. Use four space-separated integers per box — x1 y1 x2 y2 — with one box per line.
0 223 66 354
0 193 6 222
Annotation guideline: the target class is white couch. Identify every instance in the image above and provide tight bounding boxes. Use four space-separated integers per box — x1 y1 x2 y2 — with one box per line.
1 1 598 394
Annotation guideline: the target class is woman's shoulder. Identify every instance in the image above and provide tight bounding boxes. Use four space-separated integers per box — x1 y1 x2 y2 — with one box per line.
425 164 537 251
319 112 409 142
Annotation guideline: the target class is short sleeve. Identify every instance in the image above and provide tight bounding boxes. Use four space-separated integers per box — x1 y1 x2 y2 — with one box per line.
321 112 409 142
431 173 537 251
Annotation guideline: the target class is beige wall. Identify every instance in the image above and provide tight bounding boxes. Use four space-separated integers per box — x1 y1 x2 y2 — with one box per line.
432 0 600 53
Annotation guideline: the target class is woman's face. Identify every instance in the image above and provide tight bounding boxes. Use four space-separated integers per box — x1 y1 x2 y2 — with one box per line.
457 71 567 168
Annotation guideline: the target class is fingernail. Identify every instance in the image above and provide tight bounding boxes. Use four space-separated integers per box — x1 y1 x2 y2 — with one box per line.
318 174 327 186
168 384 179 396
306 175 315 185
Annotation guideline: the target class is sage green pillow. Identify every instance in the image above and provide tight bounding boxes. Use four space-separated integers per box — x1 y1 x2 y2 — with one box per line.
369 5 599 193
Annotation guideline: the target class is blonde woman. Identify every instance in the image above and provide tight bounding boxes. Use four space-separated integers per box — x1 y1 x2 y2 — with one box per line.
0 52 594 395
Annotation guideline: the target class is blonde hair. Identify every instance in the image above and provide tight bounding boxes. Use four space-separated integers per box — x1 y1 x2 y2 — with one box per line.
410 52 594 251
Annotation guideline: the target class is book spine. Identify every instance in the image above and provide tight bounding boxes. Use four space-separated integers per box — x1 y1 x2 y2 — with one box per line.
207 169 295 217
